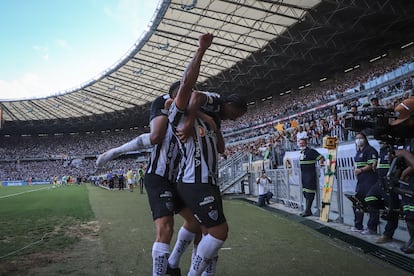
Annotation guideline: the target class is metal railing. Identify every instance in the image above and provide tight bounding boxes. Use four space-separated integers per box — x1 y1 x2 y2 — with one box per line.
219 158 409 242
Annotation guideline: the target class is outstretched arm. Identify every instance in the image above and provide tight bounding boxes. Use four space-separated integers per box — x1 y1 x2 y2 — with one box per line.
174 33 213 111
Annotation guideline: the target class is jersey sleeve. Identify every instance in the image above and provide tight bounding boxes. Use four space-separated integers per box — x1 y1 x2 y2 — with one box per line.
168 101 185 128
201 92 221 113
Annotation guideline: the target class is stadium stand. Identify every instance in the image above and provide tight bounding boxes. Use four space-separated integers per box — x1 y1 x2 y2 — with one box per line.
1 48 413 182
2 1 414 273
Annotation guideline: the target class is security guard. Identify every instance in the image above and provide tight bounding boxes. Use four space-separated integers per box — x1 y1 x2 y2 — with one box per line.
298 138 324 217
352 132 379 234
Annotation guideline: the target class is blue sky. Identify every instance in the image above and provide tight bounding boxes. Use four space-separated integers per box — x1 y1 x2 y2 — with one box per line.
0 0 159 100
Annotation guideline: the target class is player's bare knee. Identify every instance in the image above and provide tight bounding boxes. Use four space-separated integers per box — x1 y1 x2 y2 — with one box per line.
182 218 200 233
208 223 228 241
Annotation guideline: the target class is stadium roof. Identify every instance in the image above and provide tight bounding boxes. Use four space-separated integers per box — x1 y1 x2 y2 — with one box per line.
1 0 414 135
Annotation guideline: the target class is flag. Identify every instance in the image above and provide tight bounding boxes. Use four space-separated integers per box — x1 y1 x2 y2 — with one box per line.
274 122 284 131
290 119 298 128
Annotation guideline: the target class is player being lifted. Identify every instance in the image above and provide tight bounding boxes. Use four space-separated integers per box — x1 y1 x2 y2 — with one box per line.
96 33 247 275
168 33 247 275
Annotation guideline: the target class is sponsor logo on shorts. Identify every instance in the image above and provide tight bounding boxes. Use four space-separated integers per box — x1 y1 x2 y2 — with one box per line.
199 195 215 206
208 209 218 221
160 191 173 198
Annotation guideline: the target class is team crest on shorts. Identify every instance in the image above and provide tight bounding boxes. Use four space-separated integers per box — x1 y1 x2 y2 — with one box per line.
208 209 218 221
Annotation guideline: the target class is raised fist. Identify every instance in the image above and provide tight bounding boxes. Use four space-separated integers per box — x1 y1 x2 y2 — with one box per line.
199 33 213 50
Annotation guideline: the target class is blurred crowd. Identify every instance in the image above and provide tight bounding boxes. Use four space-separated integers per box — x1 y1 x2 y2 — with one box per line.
223 51 414 165
1 48 414 181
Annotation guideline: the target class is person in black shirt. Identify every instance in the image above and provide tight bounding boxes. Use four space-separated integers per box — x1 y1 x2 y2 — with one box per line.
298 138 324 217
352 132 379 234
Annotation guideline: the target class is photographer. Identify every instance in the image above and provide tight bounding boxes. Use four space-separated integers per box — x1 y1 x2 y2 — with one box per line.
390 98 414 253
256 170 272 207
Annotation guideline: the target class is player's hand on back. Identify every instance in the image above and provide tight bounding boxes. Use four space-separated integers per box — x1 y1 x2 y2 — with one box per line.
176 119 195 143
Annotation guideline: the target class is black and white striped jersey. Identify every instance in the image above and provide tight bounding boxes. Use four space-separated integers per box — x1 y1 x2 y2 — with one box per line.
169 101 221 185
146 94 181 182
200 91 221 113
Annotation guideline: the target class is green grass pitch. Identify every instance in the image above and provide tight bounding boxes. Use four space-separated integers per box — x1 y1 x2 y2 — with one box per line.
0 184 410 275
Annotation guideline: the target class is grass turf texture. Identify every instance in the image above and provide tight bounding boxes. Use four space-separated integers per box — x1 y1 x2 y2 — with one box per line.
0 185 93 257
0 184 411 275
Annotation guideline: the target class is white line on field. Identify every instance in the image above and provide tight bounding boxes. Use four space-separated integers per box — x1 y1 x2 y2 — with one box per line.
0 186 50 199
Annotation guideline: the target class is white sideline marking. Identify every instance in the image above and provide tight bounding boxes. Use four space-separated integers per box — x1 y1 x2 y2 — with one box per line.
0 186 50 199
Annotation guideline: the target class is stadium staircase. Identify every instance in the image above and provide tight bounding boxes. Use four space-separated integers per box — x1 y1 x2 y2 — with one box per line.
218 152 249 195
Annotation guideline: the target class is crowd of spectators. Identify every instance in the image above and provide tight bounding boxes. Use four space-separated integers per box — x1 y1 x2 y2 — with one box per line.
221 50 414 135
1 48 413 180
0 156 139 183
222 51 414 165
0 129 147 181
0 129 145 160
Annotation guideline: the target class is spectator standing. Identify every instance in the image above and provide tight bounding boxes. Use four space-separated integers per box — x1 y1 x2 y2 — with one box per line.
127 168 134 192
108 171 114 190
138 164 145 194
296 125 308 149
117 171 124 191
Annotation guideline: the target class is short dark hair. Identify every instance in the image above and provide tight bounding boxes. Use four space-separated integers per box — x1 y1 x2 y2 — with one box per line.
169 81 181 97
223 94 247 112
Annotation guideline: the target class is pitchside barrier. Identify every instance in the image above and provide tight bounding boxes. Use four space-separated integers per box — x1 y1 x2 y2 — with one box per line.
220 139 409 242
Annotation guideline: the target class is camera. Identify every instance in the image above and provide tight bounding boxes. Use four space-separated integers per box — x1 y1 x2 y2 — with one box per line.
344 106 414 197
344 107 397 140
